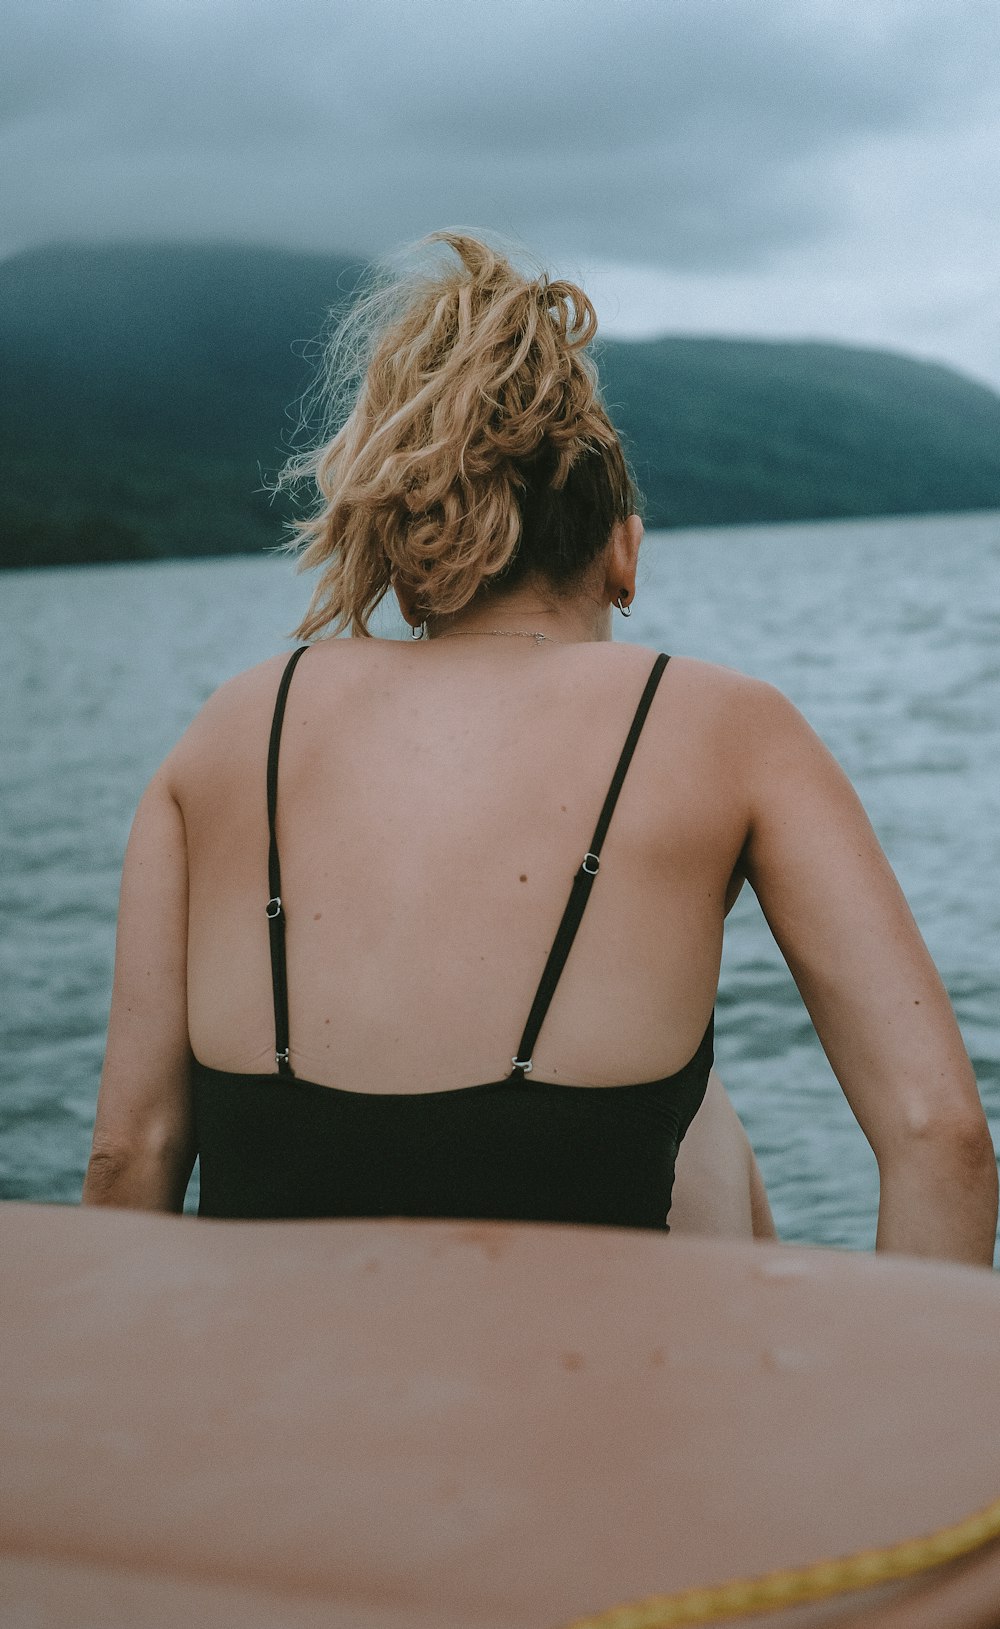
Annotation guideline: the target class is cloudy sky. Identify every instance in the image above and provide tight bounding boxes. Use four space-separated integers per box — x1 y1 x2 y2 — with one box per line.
6 0 1000 386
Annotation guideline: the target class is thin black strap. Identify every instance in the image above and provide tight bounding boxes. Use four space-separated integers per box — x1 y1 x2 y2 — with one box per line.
265 645 309 1077
511 653 670 1075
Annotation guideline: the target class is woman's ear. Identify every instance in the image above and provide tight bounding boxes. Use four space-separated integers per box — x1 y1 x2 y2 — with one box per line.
606 514 643 606
392 578 422 630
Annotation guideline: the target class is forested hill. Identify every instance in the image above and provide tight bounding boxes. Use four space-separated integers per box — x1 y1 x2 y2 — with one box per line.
3 241 1000 568
600 336 1000 529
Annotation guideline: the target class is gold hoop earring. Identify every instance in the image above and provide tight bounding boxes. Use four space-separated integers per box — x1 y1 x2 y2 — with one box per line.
615 594 632 618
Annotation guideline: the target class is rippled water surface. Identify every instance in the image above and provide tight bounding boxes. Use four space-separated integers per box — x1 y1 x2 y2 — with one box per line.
2 511 998 1252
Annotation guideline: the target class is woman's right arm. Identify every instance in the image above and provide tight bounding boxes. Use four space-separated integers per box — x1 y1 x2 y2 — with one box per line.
82 764 195 1212
735 678 997 1267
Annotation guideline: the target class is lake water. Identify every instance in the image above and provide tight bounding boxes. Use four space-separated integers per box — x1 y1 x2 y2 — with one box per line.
2 511 998 1255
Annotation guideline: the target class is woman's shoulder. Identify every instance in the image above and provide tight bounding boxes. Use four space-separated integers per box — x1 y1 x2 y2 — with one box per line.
161 639 379 783
158 647 320 796
616 650 820 787
630 649 792 722
181 648 298 729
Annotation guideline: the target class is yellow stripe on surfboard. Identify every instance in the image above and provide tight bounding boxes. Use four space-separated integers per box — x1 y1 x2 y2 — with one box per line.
560 1492 1000 1627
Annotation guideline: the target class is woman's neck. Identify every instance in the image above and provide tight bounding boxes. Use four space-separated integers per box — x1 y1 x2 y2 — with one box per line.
425 586 612 645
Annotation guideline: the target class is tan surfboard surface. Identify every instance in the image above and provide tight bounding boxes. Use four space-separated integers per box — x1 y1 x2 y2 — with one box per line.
2 1203 1000 1628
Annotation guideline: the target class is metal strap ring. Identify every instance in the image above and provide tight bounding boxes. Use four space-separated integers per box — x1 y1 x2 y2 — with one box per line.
265 896 282 918
582 853 600 876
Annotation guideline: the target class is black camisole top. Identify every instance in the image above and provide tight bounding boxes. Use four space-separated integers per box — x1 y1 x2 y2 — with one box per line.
193 647 713 1228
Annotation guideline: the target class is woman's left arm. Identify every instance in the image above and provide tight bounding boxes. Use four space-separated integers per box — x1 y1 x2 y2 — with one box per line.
82 766 195 1211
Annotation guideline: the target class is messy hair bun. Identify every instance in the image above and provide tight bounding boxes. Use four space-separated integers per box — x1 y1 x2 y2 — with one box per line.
283 232 638 638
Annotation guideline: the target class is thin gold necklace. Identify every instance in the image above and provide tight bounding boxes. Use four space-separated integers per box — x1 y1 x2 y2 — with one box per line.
433 629 557 645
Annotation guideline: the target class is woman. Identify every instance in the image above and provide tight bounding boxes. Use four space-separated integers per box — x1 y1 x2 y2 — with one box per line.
83 234 995 1261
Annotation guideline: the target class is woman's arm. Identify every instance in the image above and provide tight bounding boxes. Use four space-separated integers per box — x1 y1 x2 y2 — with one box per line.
738 680 997 1266
82 766 195 1212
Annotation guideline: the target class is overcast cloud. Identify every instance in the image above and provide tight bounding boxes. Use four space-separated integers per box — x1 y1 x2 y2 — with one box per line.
4 0 1000 385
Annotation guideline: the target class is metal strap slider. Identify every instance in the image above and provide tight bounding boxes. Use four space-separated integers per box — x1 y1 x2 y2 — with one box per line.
276 1049 290 1066
581 852 600 875
265 896 282 919
511 1056 534 1073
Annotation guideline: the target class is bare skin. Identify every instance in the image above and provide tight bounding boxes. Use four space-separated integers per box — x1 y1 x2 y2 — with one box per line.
670 1070 777 1240
84 519 996 1262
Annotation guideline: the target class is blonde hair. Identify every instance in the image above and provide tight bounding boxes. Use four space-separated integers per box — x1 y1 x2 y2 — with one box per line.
282 232 637 638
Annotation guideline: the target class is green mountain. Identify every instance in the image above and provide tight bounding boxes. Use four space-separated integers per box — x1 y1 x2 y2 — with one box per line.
599 336 1000 527
2 241 999 569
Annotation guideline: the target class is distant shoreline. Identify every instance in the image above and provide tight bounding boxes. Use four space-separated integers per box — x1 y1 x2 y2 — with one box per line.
6 505 1000 574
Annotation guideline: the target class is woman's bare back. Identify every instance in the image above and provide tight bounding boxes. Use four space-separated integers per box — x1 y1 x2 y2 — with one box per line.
176 638 747 1096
